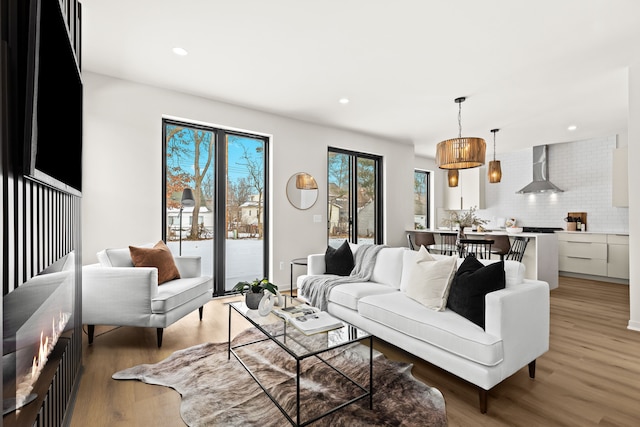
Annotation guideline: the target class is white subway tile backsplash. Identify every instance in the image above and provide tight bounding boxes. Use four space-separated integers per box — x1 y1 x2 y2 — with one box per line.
479 135 628 233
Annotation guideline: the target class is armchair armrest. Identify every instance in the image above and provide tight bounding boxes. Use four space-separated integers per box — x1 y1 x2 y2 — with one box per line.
484 279 550 379
307 253 326 275
82 264 159 326
174 256 202 278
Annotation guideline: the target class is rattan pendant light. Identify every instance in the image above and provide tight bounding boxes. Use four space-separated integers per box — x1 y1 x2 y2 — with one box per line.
436 97 486 170
488 128 502 183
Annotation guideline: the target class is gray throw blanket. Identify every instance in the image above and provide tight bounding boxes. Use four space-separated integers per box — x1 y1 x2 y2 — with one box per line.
300 244 387 311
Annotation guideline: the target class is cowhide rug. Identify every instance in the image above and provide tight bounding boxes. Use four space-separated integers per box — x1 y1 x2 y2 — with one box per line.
112 328 447 426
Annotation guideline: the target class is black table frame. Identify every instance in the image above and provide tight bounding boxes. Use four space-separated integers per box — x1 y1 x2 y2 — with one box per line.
289 257 307 296
227 301 373 426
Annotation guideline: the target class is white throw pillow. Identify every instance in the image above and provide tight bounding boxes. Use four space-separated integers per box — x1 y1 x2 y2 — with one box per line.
400 246 435 291
403 247 457 311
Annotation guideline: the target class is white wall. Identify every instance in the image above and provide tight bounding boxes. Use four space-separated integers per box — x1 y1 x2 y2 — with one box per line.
82 72 415 285
628 64 640 331
475 136 629 233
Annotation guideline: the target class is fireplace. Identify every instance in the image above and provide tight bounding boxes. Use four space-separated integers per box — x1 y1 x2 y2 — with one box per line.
3 252 77 419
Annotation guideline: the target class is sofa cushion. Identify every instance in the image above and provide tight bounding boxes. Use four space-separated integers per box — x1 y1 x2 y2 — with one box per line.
403 248 457 311
129 241 181 285
328 282 398 310
97 242 153 267
400 249 425 291
447 256 506 329
325 240 354 276
151 275 212 313
357 291 503 366
370 247 406 288
503 260 526 287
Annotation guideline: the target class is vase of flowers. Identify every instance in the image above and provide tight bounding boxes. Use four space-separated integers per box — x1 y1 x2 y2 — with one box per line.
232 278 279 309
441 206 488 246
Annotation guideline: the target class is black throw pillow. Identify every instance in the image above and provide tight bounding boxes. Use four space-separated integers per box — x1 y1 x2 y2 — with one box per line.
325 240 354 276
447 256 506 329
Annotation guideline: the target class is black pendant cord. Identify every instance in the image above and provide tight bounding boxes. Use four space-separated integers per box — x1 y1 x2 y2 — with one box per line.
491 128 499 161
458 100 462 138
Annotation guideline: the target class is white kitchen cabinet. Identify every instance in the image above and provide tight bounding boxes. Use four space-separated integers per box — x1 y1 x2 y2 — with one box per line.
444 167 485 210
557 233 608 276
612 147 628 207
558 232 629 280
607 234 629 279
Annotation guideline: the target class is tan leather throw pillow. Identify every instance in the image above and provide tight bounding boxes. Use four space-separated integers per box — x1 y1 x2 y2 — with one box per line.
129 240 180 285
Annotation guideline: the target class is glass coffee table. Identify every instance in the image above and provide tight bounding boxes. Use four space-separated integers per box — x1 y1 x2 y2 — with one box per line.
228 296 373 426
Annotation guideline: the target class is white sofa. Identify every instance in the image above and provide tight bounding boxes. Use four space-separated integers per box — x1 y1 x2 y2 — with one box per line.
297 244 550 413
82 245 212 347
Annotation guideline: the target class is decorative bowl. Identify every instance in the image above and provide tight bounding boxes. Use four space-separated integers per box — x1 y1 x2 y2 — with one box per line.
506 227 523 234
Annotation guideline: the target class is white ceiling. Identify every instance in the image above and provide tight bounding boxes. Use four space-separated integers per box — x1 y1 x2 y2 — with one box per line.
80 0 640 157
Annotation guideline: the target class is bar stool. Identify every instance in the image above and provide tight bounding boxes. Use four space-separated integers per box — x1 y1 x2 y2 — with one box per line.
429 232 458 255
458 239 494 259
505 236 530 262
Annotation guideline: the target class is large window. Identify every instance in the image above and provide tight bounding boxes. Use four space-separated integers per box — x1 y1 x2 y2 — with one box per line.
328 148 382 247
414 169 431 230
163 119 269 296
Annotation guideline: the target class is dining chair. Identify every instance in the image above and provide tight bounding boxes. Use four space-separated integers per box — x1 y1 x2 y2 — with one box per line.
407 234 415 250
430 232 458 256
458 239 494 259
486 234 511 261
413 232 436 251
505 236 530 262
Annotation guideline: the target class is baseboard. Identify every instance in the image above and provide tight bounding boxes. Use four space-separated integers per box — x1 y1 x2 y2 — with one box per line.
559 272 629 285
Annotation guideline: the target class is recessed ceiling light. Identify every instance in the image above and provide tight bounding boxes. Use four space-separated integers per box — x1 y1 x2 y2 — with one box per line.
567 125 577 131
172 47 188 56
338 98 349 104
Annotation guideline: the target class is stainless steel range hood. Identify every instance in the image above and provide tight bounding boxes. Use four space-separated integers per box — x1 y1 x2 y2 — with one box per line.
516 145 564 194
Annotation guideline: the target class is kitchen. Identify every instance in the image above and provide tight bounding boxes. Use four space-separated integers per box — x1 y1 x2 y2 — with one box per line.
423 134 629 286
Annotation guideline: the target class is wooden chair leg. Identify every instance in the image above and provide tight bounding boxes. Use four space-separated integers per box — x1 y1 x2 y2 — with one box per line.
88 325 95 344
529 360 536 378
199 306 204 321
478 388 488 414
157 328 163 348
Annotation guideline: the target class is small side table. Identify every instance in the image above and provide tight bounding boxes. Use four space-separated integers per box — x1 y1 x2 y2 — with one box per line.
289 257 307 297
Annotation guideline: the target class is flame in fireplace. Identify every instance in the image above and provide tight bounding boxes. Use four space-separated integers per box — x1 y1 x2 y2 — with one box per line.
14 311 70 411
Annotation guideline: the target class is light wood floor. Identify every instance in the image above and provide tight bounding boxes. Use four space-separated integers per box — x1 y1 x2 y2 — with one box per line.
69 276 639 426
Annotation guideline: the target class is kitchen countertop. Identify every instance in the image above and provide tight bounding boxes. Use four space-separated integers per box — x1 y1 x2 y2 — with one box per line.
555 230 629 235
407 228 559 289
411 229 629 236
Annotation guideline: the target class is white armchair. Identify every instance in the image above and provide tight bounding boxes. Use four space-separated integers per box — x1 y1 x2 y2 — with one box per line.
82 245 212 347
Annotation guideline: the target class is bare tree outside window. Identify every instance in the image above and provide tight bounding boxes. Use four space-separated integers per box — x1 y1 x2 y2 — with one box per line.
166 125 214 241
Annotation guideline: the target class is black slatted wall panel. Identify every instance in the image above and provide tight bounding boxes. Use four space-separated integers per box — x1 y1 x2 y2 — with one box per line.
2 1 83 424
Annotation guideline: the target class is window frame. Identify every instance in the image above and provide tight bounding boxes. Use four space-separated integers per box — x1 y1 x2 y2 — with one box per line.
327 147 383 245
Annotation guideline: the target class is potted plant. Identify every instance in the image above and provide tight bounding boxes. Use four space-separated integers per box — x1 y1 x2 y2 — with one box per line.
232 278 279 309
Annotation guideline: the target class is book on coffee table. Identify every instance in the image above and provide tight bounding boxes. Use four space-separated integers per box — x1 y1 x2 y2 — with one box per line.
272 304 344 335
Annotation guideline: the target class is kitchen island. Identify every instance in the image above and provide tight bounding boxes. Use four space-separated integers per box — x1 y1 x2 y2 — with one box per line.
410 230 559 289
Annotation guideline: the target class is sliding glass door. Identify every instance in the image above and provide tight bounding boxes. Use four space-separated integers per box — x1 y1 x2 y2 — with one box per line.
163 119 269 296
327 148 382 247
222 133 268 293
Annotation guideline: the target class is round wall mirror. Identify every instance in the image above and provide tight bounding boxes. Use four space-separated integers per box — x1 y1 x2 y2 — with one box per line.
286 172 318 210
